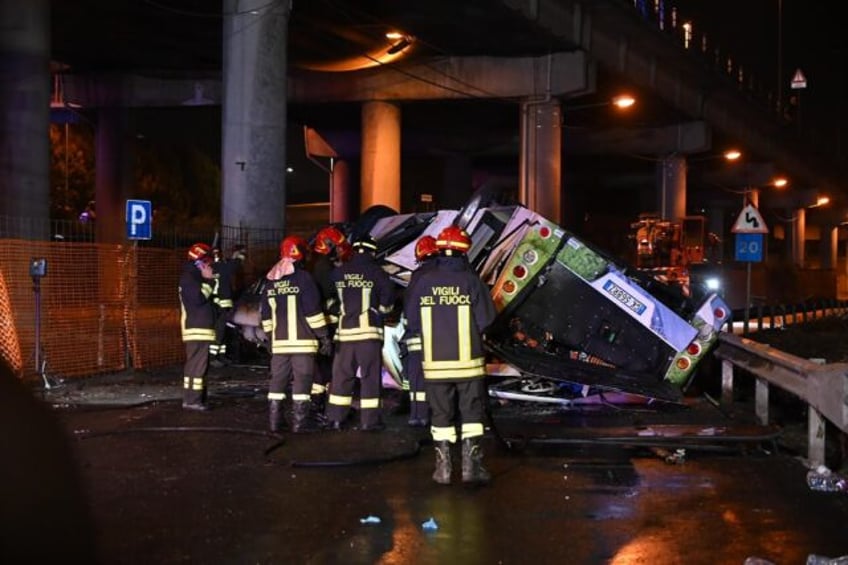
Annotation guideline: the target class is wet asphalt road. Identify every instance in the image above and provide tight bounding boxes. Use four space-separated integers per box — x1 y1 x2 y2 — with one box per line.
37 367 848 564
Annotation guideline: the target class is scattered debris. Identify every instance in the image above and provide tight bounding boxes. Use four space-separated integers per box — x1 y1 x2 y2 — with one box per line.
806 465 848 493
359 515 381 524
421 517 438 531
806 553 848 564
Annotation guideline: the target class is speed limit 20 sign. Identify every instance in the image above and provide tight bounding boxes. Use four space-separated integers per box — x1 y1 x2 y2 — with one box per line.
735 233 764 262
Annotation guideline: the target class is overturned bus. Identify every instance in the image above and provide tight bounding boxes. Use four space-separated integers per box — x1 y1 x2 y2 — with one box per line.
370 194 730 405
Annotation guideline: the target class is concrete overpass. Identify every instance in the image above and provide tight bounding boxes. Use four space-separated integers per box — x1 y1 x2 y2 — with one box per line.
2 0 845 271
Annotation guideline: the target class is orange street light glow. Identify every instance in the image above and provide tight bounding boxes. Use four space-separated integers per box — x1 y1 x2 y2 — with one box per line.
612 95 636 109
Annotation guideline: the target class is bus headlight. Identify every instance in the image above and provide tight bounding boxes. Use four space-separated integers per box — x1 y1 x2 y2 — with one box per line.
704 277 721 291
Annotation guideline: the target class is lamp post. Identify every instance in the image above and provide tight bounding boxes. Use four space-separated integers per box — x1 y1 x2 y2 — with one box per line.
777 0 783 113
564 94 636 113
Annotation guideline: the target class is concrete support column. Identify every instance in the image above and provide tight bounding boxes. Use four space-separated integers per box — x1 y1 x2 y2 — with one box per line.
821 224 837 270
844 231 848 278
361 101 401 213
790 207 806 267
330 158 351 223
0 0 50 236
221 0 290 235
519 99 561 223
657 155 687 222
94 107 134 244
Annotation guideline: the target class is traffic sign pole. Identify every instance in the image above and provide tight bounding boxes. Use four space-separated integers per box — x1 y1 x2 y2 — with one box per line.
732 203 767 335
745 262 751 334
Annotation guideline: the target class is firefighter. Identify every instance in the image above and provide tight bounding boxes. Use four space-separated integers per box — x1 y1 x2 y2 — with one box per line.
261 236 333 433
209 245 245 365
404 225 496 484
402 234 439 427
307 225 352 418
325 235 396 431
179 242 217 411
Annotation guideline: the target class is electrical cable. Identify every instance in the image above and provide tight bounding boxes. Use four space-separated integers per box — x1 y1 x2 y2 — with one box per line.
144 0 285 18
278 437 426 468
76 425 282 440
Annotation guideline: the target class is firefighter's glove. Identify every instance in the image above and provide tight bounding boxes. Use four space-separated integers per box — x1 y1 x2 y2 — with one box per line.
318 336 334 357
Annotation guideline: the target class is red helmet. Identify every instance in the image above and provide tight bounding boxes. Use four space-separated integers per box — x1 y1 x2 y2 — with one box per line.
436 226 471 254
414 235 438 263
313 226 346 254
187 242 212 262
279 236 308 261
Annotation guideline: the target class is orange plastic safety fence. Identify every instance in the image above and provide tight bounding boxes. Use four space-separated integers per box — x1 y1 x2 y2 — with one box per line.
125 246 184 370
0 268 23 375
0 240 186 381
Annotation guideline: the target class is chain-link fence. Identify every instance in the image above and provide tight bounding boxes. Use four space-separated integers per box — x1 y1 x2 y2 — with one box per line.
0 207 329 382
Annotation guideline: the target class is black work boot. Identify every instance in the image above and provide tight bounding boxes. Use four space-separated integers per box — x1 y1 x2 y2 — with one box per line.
432 441 453 485
461 437 491 484
269 400 283 432
310 393 328 427
291 400 311 433
183 389 208 411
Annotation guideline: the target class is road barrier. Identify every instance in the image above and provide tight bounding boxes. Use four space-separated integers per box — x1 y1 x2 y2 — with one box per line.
730 299 848 334
714 331 848 468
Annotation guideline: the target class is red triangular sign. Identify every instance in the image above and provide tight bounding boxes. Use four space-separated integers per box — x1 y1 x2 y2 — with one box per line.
731 204 768 234
791 68 807 89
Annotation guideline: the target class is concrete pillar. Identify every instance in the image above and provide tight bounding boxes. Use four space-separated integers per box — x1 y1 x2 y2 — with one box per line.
821 224 837 269
330 158 351 223
0 0 50 237
94 107 133 244
790 207 806 267
361 101 401 213
519 99 561 223
844 230 848 278
221 0 290 235
657 155 686 222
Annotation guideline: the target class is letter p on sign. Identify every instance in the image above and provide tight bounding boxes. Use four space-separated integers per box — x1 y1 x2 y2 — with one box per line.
126 199 152 240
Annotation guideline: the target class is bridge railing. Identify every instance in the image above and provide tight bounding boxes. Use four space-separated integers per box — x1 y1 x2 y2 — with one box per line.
713 331 848 468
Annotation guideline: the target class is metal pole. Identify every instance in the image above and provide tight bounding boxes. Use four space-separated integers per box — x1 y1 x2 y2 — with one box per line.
777 0 782 112
744 262 751 334
34 277 40 374
33 275 51 389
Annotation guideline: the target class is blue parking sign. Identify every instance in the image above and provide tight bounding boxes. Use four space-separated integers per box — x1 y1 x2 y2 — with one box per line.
735 233 763 262
126 200 152 240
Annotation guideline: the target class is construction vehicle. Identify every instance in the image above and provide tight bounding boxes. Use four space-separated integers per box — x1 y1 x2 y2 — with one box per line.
629 213 724 299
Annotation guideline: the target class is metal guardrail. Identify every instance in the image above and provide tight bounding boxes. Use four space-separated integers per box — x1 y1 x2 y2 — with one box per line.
714 332 848 468
729 299 848 335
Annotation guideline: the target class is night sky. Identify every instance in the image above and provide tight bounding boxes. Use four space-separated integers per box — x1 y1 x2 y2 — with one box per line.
674 1 848 152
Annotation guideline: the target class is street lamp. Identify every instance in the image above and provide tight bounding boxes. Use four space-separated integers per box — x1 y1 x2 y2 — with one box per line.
808 195 830 209
723 149 742 161
566 93 637 113
612 94 636 109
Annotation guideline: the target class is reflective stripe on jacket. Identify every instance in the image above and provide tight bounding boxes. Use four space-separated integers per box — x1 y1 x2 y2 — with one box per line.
261 268 328 355
330 252 396 342
404 255 496 381
179 261 216 342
